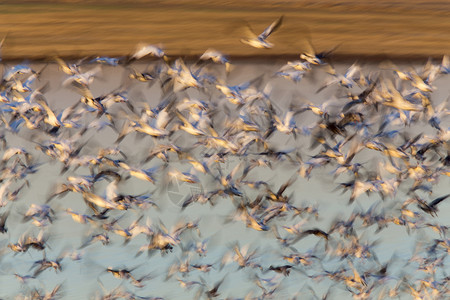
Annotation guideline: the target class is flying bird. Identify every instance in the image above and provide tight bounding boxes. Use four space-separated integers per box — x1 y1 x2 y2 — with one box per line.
240 16 284 49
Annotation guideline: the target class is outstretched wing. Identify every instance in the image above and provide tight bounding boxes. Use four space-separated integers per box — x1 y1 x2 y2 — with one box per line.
259 15 284 40
429 194 450 208
242 22 258 39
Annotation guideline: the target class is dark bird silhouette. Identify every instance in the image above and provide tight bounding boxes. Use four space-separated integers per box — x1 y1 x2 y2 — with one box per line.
417 194 450 216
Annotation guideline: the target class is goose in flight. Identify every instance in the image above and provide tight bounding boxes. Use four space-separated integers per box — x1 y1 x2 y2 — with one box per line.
300 40 340 65
240 16 284 49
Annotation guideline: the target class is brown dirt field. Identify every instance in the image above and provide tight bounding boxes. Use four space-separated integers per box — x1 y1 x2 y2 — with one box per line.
0 1 449 60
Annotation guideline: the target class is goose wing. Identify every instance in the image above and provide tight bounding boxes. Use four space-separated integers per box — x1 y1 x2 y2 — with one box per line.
259 16 284 40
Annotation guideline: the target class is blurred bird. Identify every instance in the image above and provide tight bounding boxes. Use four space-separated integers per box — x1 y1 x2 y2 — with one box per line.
240 16 284 49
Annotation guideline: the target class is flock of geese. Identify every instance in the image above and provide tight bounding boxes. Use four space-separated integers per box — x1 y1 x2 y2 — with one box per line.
0 17 449 299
